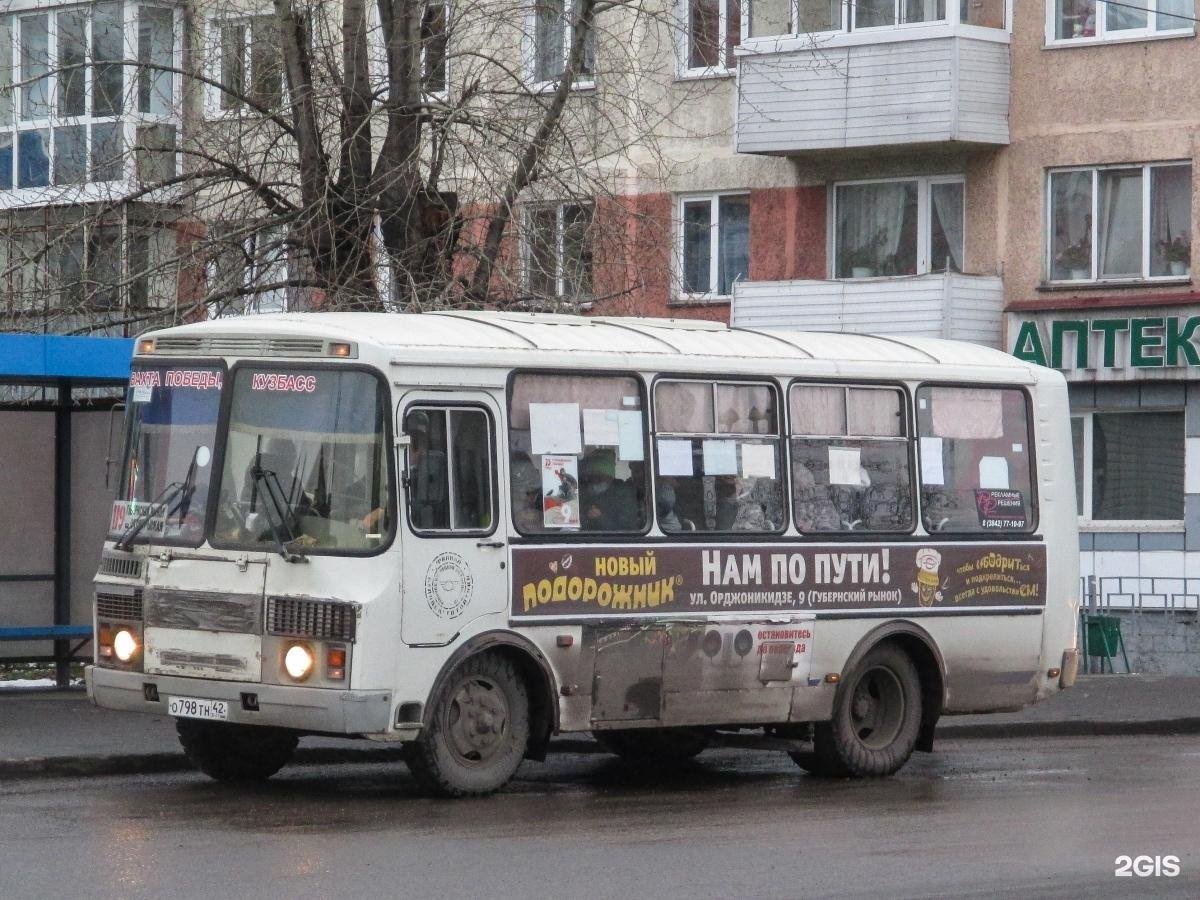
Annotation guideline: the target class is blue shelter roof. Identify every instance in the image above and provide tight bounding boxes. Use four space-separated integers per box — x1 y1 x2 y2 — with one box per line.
0 334 133 381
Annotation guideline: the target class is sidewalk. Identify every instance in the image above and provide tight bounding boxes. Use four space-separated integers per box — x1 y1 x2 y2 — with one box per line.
2 675 1198 781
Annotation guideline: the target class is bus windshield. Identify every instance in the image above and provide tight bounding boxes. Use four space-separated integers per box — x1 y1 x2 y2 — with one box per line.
212 368 393 554
110 365 224 546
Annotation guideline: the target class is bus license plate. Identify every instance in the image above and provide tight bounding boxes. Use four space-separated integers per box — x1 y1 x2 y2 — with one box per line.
167 695 229 722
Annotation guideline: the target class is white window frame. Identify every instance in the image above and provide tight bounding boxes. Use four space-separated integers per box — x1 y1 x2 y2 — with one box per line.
678 0 741 78
522 201 593 301
1072 410 1186 529
204 13 284 120
676 190 750 301
1044 161 1192 285
0 2 181 205
1045 0 1194 47
829 174 965 280
740 0 1009 44
205 223 289 316
421 1 451 99
525 0 596 92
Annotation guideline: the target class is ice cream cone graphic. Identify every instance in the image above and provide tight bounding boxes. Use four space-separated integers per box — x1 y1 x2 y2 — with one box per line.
913 548 942 607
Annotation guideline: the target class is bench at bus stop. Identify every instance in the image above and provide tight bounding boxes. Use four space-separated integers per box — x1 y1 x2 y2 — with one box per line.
0 625 93 687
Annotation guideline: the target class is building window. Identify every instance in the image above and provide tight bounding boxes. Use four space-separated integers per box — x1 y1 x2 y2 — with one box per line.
206 225 290 315
209 15 283 114
748 0 990 36
679 193 749 298
0 5 178 190
1048 163 1191 283
685 0 741 72
1072 411 1184 521
524 202 593 302
1051 0 1192 42
422 3 449 94
532 0 595 85
834 177 963 279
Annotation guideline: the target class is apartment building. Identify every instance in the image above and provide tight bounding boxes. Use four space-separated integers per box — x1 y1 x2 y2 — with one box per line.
0 0 1196 591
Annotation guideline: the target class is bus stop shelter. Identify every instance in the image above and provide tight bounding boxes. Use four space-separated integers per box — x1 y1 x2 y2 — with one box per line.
0 334 132 686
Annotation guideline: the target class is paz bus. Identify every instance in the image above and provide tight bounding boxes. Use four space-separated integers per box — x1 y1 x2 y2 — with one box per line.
87 311 1079 796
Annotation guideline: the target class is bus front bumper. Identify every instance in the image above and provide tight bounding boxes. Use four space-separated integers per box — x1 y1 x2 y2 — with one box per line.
86 665 394 736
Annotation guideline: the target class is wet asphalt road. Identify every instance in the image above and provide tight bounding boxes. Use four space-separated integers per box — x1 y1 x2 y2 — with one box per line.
2 735 1199 900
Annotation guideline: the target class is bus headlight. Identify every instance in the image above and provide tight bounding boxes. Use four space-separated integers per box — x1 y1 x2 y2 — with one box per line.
113 629 139 663
283 643 316 681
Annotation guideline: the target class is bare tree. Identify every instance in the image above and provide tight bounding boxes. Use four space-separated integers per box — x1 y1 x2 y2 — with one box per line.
0 0 723 333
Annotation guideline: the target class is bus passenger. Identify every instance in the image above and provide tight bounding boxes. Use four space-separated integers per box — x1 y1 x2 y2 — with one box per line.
581 449 637 531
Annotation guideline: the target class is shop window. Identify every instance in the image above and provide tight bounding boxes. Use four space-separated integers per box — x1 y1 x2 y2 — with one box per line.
834 177 963 279
916 386 1035 534
508 373 648 534
524 202 593 302
1071 411 1184 521
1048 163 1192 283
686 0 741 71
653 379 784 533
1051 0 1192 42
404 407 495 533
679 193 749 298
790 384 913 533
532 0 595 85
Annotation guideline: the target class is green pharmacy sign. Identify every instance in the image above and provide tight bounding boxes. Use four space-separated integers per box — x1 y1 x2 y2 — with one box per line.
1011 316 1200 370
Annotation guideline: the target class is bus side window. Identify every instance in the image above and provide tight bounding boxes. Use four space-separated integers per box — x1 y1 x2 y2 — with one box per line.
788 384 913 534
507 373 649 535
653 380 785 534
916 386 1035 534
404 406 494 534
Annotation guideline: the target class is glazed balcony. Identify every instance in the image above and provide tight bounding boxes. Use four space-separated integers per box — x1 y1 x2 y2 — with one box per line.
735 1 1011 155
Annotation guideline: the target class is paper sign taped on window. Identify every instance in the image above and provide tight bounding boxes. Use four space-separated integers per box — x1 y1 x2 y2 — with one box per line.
132 384 153 404
978 456 1010 490
828 446 864 486
740 443 776 479
616 411 645 461
930 388 1003 439
529 403 582 455
920 437 945 485
702 440 738 476
582 409 620 446
657 439 694 477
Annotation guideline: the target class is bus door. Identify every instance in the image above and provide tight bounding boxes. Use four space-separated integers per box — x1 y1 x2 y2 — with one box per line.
397 393 506 646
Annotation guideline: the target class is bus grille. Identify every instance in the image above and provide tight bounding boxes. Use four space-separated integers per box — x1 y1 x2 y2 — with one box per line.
266 596 357 642
98 552 145 580
153 335 330 358
96 590 144 622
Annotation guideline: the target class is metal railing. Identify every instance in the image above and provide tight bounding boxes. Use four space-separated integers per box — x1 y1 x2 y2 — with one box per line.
1080 575 1200 615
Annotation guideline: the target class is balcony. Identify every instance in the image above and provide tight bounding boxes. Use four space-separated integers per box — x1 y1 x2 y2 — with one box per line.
735 6 1010 156
731 272 1004 347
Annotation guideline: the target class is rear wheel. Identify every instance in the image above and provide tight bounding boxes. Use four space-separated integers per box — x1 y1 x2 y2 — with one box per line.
791 643 922 778
405 652 530 797
593 727 710 766
175 719 298 782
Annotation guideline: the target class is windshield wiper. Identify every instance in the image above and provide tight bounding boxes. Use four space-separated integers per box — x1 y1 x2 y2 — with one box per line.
116 448 200 551
250 435 307 563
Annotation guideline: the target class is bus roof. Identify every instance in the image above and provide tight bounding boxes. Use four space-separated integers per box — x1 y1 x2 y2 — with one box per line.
144 311 1037 378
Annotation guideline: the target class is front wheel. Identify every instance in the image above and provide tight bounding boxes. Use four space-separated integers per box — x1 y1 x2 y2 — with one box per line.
405 652 530 797
791 643 922 778
175 719 298 782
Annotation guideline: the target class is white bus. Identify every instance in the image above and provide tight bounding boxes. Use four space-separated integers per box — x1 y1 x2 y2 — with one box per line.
88 312 1079 795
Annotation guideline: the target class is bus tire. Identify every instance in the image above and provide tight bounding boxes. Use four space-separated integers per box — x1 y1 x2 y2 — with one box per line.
175 720 298 782
791 643 922 778
592 727 709 766
405 651 530 797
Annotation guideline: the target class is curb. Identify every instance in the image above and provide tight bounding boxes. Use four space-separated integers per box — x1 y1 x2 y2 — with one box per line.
4 721 1200 782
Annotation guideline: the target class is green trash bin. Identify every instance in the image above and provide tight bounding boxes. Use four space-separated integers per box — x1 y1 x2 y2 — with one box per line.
1083 614 1129 673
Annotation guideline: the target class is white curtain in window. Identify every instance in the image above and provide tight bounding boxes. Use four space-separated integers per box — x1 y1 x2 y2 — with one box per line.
836 182 910 275
657 381 714 433
790 386 845 436
848 389 901 437
1158 0 1194 29
930 388 1003 439
930 182 964 273
1097 169 1142 277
